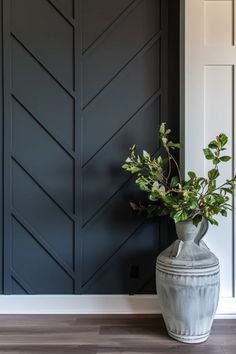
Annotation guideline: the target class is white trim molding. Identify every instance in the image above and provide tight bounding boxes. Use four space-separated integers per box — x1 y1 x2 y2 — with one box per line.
0 295 160 315
183 0 236 313
0 295 235 318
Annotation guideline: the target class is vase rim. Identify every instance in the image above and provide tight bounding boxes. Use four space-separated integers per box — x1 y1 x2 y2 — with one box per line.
176 218 207 225
176 219 194 224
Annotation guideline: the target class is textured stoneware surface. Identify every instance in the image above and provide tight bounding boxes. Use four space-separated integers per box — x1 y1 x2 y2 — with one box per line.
156 219 220 344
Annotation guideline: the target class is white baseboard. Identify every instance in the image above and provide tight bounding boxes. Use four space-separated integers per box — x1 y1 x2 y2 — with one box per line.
0 295 236 318
215 297 236 318
0 295 160 315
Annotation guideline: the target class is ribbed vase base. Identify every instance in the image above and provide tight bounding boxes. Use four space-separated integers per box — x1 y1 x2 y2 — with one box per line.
168 331 209 344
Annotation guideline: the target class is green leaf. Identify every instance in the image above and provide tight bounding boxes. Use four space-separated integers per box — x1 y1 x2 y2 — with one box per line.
130 202 139 210
208 168 219 180
161 137 168 145
168 141 181 150
130 166 141 173
193 215 202 227
149 193 159 202
207 216 219 226
159 185 166 196
219 134 228 147
221 187 233 195
208 140 219 149
220 156 231 162
166 129 171 135
211 205 221 214
152 181 160 192
159 123 166 134
208 179 216 192
157 156 163 164
122 163 128 170
189 197 199 210
172 210 189 223
212 193 225 204
143 150 150 159
135 176 150 192
213 157 220 165
188 171 196 179
220 209 227 217
203 148 214 160
170 176 179 188
129 144 136 154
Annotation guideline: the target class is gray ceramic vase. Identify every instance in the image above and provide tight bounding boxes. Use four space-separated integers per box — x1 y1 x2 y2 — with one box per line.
156 218 220 343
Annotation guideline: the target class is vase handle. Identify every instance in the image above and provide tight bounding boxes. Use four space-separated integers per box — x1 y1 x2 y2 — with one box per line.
194 218 209 246
171 240 184 258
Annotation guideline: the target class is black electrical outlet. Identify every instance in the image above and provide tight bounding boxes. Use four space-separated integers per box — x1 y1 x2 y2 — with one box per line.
130 265 140 279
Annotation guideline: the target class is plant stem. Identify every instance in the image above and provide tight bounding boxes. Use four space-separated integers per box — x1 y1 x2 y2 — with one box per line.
204 180 233 197
169 152 182 183
166 153 172 181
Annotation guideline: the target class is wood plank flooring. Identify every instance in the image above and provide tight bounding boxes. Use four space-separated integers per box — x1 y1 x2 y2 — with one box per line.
0 315 234 353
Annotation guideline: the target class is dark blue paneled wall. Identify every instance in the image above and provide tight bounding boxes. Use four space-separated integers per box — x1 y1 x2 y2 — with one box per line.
0 0 179 294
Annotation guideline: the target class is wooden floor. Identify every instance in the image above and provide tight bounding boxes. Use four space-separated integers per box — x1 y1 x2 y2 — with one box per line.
0 315 234 353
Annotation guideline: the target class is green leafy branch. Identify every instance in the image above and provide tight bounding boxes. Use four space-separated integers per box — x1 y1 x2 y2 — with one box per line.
122 123 236 226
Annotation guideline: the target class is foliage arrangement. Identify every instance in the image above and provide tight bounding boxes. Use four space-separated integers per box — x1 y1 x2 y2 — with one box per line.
122 123 236 226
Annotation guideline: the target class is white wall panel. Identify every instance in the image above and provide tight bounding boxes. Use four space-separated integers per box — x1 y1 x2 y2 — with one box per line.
184 0 236 302
204 0 233 46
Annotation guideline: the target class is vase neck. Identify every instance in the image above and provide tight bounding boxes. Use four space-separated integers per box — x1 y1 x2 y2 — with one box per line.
175 219 209 243
194 218 209 245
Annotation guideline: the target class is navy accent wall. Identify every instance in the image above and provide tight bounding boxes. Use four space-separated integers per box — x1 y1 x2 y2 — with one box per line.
0 0 179 294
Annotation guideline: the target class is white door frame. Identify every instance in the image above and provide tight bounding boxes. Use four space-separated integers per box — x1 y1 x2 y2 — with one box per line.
181 0 236 316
